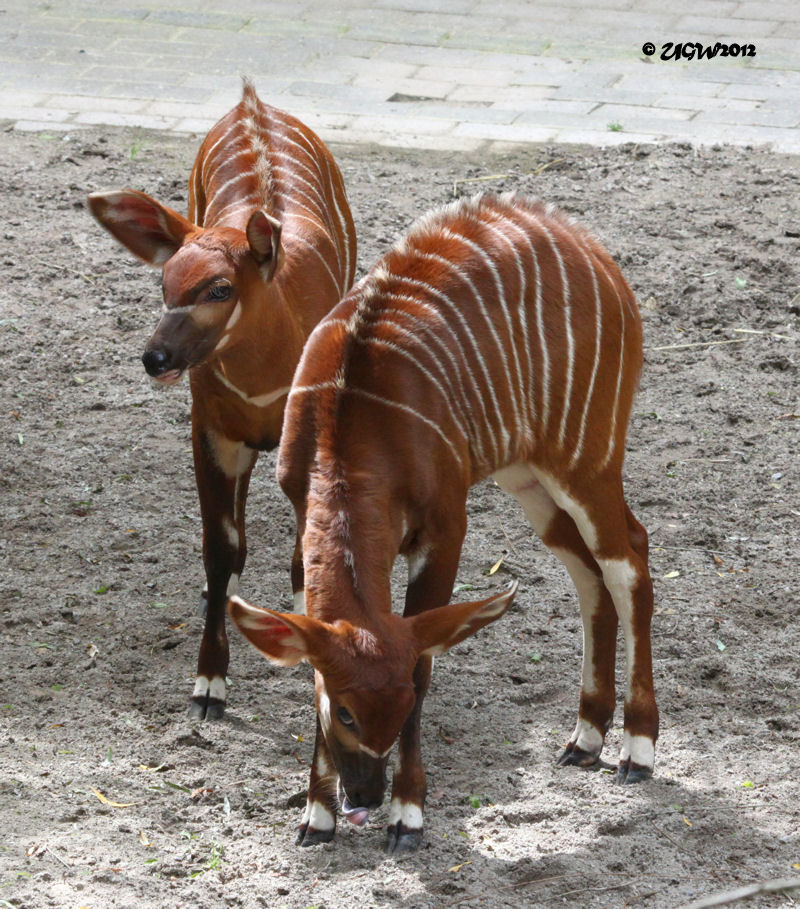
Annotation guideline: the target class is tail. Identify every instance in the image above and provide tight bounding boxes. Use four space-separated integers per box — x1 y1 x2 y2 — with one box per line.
241 76 259 107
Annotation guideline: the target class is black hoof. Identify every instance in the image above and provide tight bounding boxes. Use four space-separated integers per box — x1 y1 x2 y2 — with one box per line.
617 760 653 784
189 695 225 721
556 743 601 769
386 824 423 854
297 824 335 847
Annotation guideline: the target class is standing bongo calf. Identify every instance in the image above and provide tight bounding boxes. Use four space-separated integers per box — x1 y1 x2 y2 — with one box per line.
89 81 356 719
229 193 658 852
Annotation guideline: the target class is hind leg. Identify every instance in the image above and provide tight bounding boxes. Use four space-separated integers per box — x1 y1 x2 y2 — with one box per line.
534 468 658 782
494 465 619 767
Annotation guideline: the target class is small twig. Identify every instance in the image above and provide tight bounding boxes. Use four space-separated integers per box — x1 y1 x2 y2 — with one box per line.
653 545 725 555
47 846 71 868
651 820 696 859
451 160 566 196
544 878 640 901
676 876 800 909
733 327 797 342
532 157 566 175
32 256 97 282
497 519 519 557
645 338 749 352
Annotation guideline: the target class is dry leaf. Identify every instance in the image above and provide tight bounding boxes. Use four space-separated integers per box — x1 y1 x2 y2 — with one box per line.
92 788 136 808
27 843 47 858
487 556 504 576
663 570 680 579
448 860 473 873
190 786 214 800
683 816 693 827
139 830 152 847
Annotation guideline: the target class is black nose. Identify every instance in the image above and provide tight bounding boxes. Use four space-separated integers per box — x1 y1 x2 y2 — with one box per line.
344 782 384 811
142 348 171 377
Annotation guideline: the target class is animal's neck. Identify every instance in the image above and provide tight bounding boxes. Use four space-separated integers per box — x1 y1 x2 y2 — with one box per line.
302 463 396 626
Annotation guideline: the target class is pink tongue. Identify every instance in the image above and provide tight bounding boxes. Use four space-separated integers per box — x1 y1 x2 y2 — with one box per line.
344 807 370 827
157 369 183 385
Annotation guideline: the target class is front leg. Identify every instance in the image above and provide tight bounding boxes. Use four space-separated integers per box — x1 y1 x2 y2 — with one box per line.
190 426 256 720
297 717 339 846
386 653 431 854
388 531 464 853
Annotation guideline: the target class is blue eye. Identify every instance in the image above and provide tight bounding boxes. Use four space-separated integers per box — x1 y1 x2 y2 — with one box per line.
207 283 231 302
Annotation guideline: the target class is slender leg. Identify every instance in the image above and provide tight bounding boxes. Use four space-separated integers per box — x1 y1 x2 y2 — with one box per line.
537 469 658 782
297 717 339 846
544 509 618 768
494 464 617 768
387 523 465 854
189 426 256 720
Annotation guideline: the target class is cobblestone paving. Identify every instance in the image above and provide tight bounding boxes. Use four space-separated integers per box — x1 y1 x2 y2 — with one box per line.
1 0 798 151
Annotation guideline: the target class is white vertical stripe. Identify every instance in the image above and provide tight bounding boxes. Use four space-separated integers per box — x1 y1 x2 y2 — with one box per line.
350 334 469 450
600 268 629 470
440 226 525 451
405 256 509 460
270 124 353 288
569 242 604 468
286 233 342 297
480 216 534 441
370 299 490 467
510 206 565 440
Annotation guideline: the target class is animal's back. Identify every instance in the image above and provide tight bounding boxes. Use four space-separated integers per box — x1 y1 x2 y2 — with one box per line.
292 194 641 483
191 81 355 306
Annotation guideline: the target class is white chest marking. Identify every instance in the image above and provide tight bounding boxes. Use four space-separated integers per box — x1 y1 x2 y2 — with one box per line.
212 368 290 409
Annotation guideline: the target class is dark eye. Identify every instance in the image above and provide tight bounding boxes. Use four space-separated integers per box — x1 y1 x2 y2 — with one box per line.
207 283 231 302
337 707 355 727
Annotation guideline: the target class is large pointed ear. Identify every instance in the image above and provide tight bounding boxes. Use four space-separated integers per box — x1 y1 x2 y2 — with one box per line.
410 581 518 657
227 595 324 667
87 189 195 266
246 209 282 281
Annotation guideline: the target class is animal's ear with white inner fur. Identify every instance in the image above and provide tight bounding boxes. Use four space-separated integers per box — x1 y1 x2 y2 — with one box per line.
87 189 195 267
227 595 320 666
409 581 518 657
246 209 283 281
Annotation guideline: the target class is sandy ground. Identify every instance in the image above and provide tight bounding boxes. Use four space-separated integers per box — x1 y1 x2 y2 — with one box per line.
1 123 799 908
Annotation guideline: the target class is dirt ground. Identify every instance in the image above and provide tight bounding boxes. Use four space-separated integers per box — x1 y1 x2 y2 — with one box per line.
1 119 798 909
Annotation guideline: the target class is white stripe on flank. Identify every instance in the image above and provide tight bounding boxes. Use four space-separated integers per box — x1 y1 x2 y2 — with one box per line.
481 216 534 441
348 386 465 468
570 242 604 468
270 167 326 220
288 381 465 468
288 233 342 297
487 212 543 436
510 207 563 439
207 192 259 225
200 118 245 185
350 334 469 449
285 209 331 237
401 260 508 459
439 227 524 446
205 169 257 217
600 269 628 470
365 304 488 466
388 274 498 464
271 117 353 283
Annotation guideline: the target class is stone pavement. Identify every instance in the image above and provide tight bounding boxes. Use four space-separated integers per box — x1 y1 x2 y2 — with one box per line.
1 0 799 153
